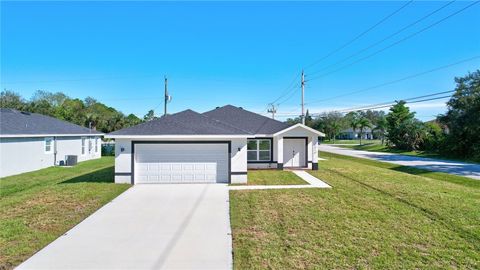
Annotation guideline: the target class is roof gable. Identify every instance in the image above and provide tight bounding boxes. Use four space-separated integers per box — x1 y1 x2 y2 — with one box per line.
202 105 291 135
0 108 102 136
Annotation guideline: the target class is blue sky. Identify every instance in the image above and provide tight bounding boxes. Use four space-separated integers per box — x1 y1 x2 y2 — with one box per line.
1 1 479 121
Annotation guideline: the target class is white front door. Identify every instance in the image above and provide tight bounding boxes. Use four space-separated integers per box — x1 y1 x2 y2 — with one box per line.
134 143 229 184
283 139 306 167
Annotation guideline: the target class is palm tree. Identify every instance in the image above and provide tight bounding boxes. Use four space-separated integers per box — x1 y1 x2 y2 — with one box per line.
358 118 372 145
347 113 359 142
373 117 387 145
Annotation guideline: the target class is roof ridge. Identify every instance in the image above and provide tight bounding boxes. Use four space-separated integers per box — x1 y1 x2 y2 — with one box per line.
199 113 253 135
164 109 250 134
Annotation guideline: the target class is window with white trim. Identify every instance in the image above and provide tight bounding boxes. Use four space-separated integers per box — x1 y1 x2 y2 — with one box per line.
44 137 53 153
247 139 271 161
81 137 86 155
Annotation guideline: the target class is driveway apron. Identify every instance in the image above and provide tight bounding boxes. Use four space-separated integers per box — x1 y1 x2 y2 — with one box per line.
17 184 232 270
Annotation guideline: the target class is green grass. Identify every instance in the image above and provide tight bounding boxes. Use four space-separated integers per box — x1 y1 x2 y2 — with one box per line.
239 170 307 185
230 152 480 269
323 139 381 145
0 157 130 269
339 142 479 164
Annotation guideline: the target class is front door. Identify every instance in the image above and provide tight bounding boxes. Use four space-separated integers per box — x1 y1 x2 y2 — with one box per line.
283 138 306 168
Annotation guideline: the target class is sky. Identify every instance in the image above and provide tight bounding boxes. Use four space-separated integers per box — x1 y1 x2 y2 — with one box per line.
1 1 479 121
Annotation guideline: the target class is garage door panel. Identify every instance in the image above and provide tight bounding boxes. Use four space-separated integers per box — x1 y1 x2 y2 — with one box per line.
135 143 229 184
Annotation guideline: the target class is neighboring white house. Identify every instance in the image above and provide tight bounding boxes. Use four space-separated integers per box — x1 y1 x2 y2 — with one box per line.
105 105 325 185
338 127 375 140
0 108 103 178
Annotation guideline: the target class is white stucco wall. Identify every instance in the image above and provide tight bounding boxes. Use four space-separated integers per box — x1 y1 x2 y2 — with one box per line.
274 126 319 169
0 136 102 178
113 138 248 184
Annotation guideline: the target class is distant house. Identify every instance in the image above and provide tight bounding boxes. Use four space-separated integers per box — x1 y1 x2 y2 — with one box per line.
0 108 103 178
338 127 375 140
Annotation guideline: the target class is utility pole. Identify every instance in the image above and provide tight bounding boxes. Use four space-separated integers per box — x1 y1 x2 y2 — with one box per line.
301 69 305 125
164 76 170 116
267 103 277 119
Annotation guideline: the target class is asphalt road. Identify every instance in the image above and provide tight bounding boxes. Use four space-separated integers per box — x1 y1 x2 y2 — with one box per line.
320 144 480 180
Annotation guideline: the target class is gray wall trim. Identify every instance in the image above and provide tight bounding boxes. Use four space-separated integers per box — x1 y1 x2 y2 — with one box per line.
231 171 248 175
115 172 132 176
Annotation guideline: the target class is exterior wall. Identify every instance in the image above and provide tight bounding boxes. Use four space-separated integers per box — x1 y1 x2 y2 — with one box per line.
338 131 374 140
0 136 101 178
55 136 101 165
114 138 248 184
273 126 319 170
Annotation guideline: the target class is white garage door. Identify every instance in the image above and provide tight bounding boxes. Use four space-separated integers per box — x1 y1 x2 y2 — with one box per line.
134 143 229 184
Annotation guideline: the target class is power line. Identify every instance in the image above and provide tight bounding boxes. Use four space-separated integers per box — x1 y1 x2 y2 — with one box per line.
268 1 414 111
308 0 456 77
307 1 479 81
339 94 452 113
338 90 454 112
342 90 454 111
305 55 480 104
303 0 414 70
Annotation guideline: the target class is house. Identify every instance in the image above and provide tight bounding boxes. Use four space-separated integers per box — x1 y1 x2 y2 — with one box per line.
338 127 375 140
0 108 103 178
105 105 325 184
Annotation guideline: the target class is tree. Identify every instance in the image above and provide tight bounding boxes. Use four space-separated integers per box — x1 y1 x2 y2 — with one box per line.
143 110 155 121
316 111 345 143
305 109 314 127
0 90 27 110
285 116 301 125
345 111 360 141
125 114 142 127
357 117 372 145
373 115 387 145
439 70 480 159
386 101 424 151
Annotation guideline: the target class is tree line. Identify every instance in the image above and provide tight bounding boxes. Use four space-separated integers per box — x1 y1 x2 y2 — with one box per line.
0 90 146 133
287 70 480 161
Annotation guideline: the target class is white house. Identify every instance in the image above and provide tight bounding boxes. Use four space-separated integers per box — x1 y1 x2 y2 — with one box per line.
105 105 325 184
338 127 375 140
0 108 103 178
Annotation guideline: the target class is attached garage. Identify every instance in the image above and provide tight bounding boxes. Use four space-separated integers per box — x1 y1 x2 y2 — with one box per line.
133 142 230 184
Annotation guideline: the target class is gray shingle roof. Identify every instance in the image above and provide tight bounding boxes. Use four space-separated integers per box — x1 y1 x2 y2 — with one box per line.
108 109 251 136
0 108 102 136
203 105 291 134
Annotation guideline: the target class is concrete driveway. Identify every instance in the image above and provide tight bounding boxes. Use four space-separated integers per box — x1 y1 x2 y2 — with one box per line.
17 184 232 270
320 144 480 180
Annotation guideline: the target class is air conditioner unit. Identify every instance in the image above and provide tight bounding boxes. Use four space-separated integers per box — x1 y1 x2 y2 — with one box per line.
65 155 78 166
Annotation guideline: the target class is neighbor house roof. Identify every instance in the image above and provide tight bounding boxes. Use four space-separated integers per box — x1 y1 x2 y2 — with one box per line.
0 108 102 137
203 105 291 134
107 109 251 137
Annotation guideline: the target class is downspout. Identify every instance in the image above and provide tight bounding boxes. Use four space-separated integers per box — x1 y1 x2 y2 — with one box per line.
53 136 57 166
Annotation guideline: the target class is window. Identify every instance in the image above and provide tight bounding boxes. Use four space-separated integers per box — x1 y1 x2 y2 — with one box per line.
95 138 99 153
44 137 53 153
88 138 93 153
81 137 86 155
247 139 271 162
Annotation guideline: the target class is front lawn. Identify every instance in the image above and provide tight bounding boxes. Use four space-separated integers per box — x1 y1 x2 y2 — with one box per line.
230 152 480 269
0 157 130 269
339 142 480 163
245 170 307 185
